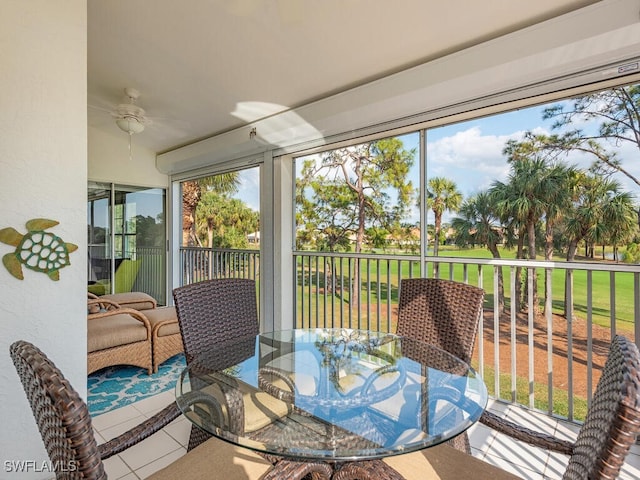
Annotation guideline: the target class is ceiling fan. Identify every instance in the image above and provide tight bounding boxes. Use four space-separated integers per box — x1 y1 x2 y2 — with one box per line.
111 87 151 135
89 86 191 156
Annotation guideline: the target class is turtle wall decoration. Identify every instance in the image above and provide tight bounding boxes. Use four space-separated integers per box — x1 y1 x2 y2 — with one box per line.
0 218 78 281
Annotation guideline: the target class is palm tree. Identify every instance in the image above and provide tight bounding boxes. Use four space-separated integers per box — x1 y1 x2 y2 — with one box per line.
181 172 240 245
489 176 529 313
426 177 462 257
539 163 578 315
195 192 225 248
561 174 637 318
563 175 636 262
196 192 260 249
493 139 574 314
452 192 506 311
603 194 639 261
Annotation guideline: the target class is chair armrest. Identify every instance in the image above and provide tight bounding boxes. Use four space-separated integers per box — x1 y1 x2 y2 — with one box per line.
146 307 179 336
87 298 122 314
98 403 181 459
479 409 573 455
100 292 158 310
187 368 247 435
88 307 152 338
258 366 297 403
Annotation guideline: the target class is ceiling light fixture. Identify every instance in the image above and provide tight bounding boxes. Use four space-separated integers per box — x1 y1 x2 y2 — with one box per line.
113 88 148 135
116 116 146 135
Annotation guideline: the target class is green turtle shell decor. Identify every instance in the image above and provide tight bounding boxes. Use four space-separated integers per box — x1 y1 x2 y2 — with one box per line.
0 218 78 281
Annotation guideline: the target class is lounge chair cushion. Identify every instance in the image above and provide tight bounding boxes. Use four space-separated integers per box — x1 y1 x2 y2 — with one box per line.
88 313 148 352
100 291 157 310
145 306 180 337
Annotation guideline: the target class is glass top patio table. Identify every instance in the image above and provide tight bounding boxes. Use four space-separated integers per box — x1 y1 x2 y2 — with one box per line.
175 328 487 466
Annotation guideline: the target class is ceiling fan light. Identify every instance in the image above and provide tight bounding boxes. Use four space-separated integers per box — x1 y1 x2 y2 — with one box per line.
116 116 145 135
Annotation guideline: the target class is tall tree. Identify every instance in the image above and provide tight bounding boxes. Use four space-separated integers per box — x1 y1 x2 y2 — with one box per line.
561 173 637 318
298 138 415 254
491 139 573 314
562 174 637 263
490 158 547 313
542 84 640 187
297 138 415 305
490 178 527 312
506 133 580 314
195 192 259 249
295 177 357 252
426 177 462 257
451 192 506 312
181 172 240 245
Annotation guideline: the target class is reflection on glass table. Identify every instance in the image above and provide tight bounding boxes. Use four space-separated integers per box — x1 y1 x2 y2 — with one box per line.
175 328 487 479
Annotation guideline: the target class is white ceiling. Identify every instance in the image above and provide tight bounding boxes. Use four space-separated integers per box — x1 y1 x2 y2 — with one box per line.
88 0 600 154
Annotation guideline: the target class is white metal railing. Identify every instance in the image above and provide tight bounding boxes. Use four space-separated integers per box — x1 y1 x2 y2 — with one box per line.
180 247 640 424
294 251 640 423
180 247 259 285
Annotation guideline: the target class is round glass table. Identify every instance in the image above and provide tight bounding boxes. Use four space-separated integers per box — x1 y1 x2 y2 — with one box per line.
175 328 487 478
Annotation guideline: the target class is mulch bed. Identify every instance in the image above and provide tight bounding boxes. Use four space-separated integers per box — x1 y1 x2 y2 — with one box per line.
475 309 620 400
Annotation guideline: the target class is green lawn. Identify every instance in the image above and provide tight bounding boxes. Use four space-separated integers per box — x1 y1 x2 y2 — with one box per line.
436 246 635 333
295 246 636 334
294 246 632 422
477 363 588 422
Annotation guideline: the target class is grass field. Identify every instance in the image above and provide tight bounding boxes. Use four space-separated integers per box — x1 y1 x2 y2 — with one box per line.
477 363 588 422
294 246 636 420
295 246 637 334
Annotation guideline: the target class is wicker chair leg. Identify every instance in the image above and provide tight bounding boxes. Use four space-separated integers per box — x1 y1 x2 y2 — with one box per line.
187 425 212 451
446 431 471 454
261 460 333 480
332 460 405 480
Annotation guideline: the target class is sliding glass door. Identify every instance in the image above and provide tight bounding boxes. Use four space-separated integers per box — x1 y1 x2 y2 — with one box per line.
88 182 167 304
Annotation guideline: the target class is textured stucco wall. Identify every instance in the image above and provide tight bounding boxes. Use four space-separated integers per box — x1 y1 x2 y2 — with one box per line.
0 1 87 477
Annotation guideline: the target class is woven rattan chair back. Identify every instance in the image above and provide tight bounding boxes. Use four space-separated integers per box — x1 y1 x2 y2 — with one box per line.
10 340 107 480
172 278 259 450
564 335 640 479
172 278 259 365
396 278 484 454
397 278 484 365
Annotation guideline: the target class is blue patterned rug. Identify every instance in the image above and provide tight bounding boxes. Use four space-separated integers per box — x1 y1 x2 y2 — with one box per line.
88 354 186 417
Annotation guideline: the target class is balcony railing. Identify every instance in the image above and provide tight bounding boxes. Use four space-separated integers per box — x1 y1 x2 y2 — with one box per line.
180 247 260 284
181 247 640 424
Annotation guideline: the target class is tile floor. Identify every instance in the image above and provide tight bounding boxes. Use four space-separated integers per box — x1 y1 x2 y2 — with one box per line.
93 392 640 479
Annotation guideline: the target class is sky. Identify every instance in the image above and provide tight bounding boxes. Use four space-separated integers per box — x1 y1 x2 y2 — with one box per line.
233 88 640 227
403 99 640 225
236 167 261 212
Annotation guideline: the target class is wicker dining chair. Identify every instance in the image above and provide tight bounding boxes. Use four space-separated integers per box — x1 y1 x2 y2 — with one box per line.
379 334 640 480
9 340 275 480
397 277 485 366
173 278 290 453
396 277 485 453
172 278 260 365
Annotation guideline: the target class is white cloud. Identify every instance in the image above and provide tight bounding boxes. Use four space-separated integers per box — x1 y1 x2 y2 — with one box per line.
426 120 640 217
426 126 523 196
